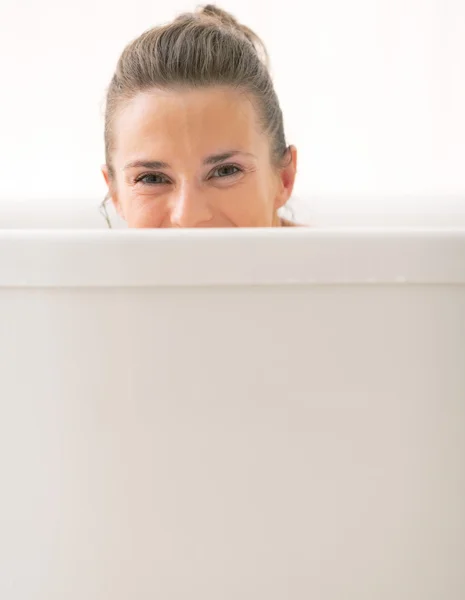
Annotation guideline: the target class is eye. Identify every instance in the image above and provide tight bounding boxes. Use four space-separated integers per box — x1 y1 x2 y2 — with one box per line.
134 173 170 185
211 164 242 178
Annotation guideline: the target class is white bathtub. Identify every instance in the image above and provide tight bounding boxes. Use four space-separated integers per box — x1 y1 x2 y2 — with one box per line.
1 228 464 599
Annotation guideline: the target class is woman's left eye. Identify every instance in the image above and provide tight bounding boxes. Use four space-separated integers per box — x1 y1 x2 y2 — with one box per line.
211 165 242 178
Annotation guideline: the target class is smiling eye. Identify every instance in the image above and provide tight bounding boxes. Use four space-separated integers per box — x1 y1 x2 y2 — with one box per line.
212 164 242 178
135 173 169 185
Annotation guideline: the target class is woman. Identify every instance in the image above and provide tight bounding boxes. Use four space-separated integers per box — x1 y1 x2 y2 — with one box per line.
101 5 298 228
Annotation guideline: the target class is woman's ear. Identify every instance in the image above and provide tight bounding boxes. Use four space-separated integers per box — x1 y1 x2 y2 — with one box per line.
274 145 298 210
101 165 124 218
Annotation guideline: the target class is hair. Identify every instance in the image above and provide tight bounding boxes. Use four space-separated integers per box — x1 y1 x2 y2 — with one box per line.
104 4 288 175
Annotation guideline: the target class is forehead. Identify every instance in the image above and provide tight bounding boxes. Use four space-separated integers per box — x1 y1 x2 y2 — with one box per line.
112 87 268 162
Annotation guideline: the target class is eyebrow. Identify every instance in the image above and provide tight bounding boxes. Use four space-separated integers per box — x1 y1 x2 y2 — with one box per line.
203 151 256 165
123 151 256 171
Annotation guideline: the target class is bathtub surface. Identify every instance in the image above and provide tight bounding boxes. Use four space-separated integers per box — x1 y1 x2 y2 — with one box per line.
1 228 464 600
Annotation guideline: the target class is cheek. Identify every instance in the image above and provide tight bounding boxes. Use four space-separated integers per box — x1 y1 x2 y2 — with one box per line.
217 177 276 226
123 194 166 228
114 174 161 225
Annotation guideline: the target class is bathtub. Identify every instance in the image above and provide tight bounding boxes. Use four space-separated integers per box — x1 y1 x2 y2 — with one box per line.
1 227 464 599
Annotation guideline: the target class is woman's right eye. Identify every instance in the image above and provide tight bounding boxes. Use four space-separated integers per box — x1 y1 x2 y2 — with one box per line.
135 173 169 185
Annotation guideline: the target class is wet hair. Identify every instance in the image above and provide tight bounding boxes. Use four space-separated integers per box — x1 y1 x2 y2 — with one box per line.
101 5 290 226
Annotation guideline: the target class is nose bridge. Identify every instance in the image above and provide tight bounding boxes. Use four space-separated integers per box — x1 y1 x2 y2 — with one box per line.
171 179 211 227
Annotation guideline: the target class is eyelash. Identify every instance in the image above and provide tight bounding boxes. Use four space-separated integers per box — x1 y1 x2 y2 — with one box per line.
134 164 243 186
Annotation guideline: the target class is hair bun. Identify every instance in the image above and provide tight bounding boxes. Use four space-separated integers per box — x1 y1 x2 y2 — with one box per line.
200 4 239 27
198 4 269 67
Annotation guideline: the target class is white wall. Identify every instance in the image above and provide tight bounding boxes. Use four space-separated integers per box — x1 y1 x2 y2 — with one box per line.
0 0 464 204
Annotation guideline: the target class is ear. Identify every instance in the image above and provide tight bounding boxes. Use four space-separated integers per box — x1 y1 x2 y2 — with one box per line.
274 145 298 210
101 165 124 219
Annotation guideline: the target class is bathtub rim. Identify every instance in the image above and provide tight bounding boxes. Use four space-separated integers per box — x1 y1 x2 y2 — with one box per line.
0 227 464 287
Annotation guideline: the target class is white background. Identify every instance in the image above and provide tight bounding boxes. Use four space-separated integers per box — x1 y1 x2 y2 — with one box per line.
0 0 464 206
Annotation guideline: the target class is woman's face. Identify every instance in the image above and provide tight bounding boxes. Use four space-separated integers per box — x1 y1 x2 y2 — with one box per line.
102 87 297 228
